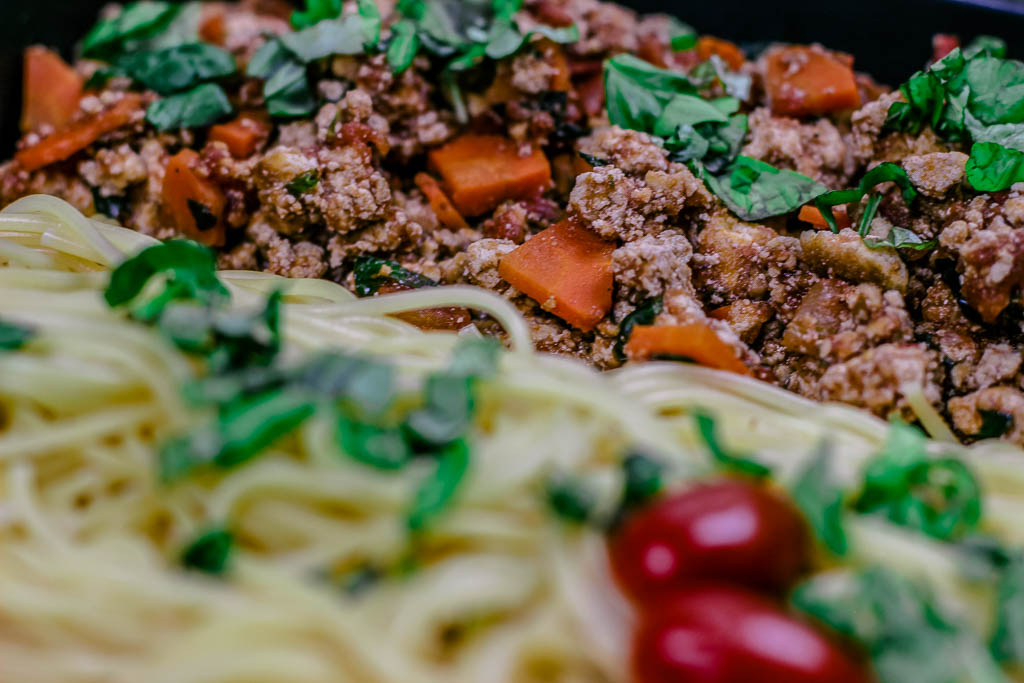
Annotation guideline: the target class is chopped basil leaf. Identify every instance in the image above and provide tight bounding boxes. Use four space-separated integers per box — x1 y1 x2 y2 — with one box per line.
0 318 34 351
293 353 396 417
91 187 130 220
690 55 752 101
353 257 438 297
791 443 848 556
620 452 664 508
181 527 234 574
965 35 1008 59
604 54 697 132
699 156 828 222
145 83 233 130
864 227 937 251
793 567 1006 683
993 554 1024 663
977 410 1014 440
291 0 341 30
614 297 662 362
814 162 918 235
279 16 369 62
694 410 772 478
448 337 500 379
82 1 181 59
854 420 982 541
105 240 228 317
357 0 383 47
666 17 697 52
406 374 475 447
186 199 218 232
286 170 321 197
579 152 609 167
966 141 1024 191
337 417 412 470
263 60 316 118
387 20 421 73
117 42 236 95
407 438 470 531
546 476 597 523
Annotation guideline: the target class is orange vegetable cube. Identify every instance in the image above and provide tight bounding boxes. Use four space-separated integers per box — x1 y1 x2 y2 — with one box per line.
625 324 751 375
429 135 552 217
21 46 84 132
798 204 852 230
765 46 860 117
415 172 468 229
162 149 227 246
697 36 746 71
498 218 615 331
209 111 272 159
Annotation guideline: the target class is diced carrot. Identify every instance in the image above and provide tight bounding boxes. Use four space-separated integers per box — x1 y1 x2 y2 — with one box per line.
15 94 143 172
429 135 552 217
162 149 227 246
765 46 860 117
209 111 272 159
415 172 469 230
697 36 746 71
624 324 751 375
498 218 615 331
798 204 852 230
21 47 84 132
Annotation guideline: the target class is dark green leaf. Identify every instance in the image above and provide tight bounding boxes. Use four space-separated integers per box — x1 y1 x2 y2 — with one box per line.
407 438 470 531
965 35 1008 60
286 170 321 197
0 318 34 351
105 240 228 315
579 152 609 167
214 389 316 468
337 417 412 470
357 0 383 46
667 17 697 52
993 554 1024 663
387 20 421 73
406 374 474 446
976 410 1014 440
701 156 828 222
264 60 316 118
791 443 848 556
82 1 181 58
353 257 437 297
181 527 234 574
291 0 341 29
604 54 696 133
146 83 233 130
653 93 728 139
280 15 369 62
966 141 1024 191
614 297 662 362
694 410 772 478
546 476 596 523
621 452 664 508
854 420 982 542
864 227 937 251
448 337 501 379
117 42 236 95
814 162 917 235
293 353 396 417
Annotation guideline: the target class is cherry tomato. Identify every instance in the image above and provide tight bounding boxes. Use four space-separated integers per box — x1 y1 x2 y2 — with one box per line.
610 480 809 601
633 583 872 683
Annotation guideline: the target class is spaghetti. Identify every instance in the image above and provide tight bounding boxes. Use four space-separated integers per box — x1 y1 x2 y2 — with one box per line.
0 195 1023 683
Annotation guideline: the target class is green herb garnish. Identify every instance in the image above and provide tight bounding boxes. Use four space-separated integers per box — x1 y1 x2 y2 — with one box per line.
286 170 321 197
699 156 827 222
620 452 665 508
116 42 236 95
407 437 470 531
694 410 772 478
291 0 341 30
145 82 233 130
791 443 848 556
353 257 438 297
81 1 182 59
0 318 34 351
976 410 1014 440
854 420 982 542
546 476 597 523
614 297 662 362
181 527 234 574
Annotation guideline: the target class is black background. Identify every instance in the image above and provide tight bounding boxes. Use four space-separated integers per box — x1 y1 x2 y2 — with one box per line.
2 0 1024 153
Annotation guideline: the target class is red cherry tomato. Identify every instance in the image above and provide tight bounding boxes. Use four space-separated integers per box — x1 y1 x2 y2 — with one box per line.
633 583 871 683
610 480 809 601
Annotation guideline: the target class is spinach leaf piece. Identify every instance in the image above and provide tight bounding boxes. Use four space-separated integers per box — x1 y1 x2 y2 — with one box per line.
966 141 1024 191
353 257 438 297
546 476 597 523
387 19 421 73
181 527 234 574
286 170 321 197
0 318 34 351
793 567 1008 683
117 42 236 95
854 420 982 542
105 240 229 318
614 297 662 362
700 156 828 222
620 452 665 508
976 410 1014 440
407 438 470 531
965 35 1008 59
666 17 697 52
814 162 918 235
694 410 772 478
82 1 181 59
790 443 848 556
864 227 937 251
604 54 697 132
337 417 412 470
145 82 233 130
279 15 369 62
291 0 341 30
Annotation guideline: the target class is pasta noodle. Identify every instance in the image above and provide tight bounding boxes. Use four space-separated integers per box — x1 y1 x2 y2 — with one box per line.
0 195 1022 683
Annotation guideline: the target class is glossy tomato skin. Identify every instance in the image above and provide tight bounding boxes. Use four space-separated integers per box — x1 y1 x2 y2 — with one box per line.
633 584 871 683
610 480 810 601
